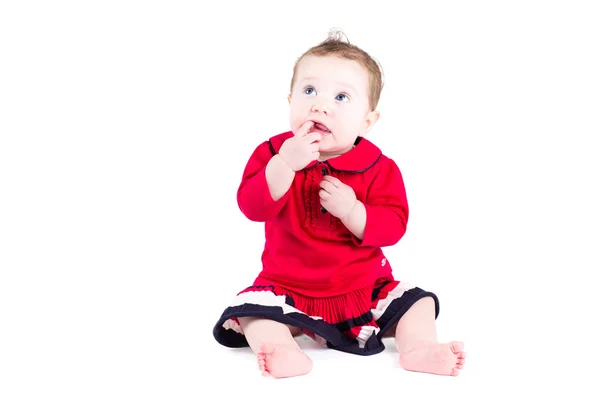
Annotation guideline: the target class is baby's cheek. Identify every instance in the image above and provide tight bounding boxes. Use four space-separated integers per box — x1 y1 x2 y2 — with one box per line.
289 117 302 134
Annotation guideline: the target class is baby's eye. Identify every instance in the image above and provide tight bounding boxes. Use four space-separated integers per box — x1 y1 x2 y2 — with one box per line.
336 93 349 102
304 87 316 96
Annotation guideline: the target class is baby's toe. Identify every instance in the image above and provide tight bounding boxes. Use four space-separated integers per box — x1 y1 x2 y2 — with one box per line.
450 341 464 353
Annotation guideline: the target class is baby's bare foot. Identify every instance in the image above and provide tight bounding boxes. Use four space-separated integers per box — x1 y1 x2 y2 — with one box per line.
399 341 466 376
256 342 312 378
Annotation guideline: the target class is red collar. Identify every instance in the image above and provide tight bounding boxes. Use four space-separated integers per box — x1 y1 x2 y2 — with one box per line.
268 131 382 173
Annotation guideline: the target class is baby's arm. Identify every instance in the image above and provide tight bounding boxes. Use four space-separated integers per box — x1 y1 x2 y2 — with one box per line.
340 200 367 240
351 159 409 247
237 142 292 222
265 155 295 201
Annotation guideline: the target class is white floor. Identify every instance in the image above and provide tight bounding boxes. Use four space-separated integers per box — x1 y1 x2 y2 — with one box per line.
208 333 477 399
1 294 593 400
206 324 554 399
206 319 596 400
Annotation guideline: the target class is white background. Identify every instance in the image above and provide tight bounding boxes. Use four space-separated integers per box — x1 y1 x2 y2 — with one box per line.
1 1 599 399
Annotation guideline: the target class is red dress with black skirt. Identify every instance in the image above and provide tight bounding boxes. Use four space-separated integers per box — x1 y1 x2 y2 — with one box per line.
212 131 439 355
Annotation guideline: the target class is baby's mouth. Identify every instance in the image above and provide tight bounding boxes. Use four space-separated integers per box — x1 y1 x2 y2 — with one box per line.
311 121 331 134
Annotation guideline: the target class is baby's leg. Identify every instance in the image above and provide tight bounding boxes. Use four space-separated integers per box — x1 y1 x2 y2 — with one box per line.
286 324 303 337
394 297 466 376
238 317 312 378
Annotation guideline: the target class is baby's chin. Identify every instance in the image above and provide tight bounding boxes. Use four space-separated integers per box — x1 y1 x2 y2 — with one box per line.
318 141 356 157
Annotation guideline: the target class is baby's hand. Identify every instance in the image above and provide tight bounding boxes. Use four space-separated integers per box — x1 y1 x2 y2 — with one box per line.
279 121 321 171
319 175 357 219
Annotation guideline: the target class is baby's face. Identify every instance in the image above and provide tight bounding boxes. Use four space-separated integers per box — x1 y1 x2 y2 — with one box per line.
288 55 379 159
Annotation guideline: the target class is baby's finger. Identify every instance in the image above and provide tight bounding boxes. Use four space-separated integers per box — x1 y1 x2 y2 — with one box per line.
304 132 323 144
295 120 315 137
323 175 342 187
320 180 337 193
319 189 331 199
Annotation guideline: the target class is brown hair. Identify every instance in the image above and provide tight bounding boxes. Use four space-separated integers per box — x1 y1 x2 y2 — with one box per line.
290 29 384 111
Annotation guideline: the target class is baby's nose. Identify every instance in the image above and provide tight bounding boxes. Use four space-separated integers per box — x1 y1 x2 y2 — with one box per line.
311 102 330 114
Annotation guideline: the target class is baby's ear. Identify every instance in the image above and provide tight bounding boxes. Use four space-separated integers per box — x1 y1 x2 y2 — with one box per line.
287 94 292 104
363 110 380 134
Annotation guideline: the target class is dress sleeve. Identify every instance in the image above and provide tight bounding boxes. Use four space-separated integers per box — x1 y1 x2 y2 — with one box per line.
236 141 290 222
353 158 409 247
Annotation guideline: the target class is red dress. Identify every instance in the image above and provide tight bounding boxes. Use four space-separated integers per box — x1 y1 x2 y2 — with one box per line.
213 132 439 355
